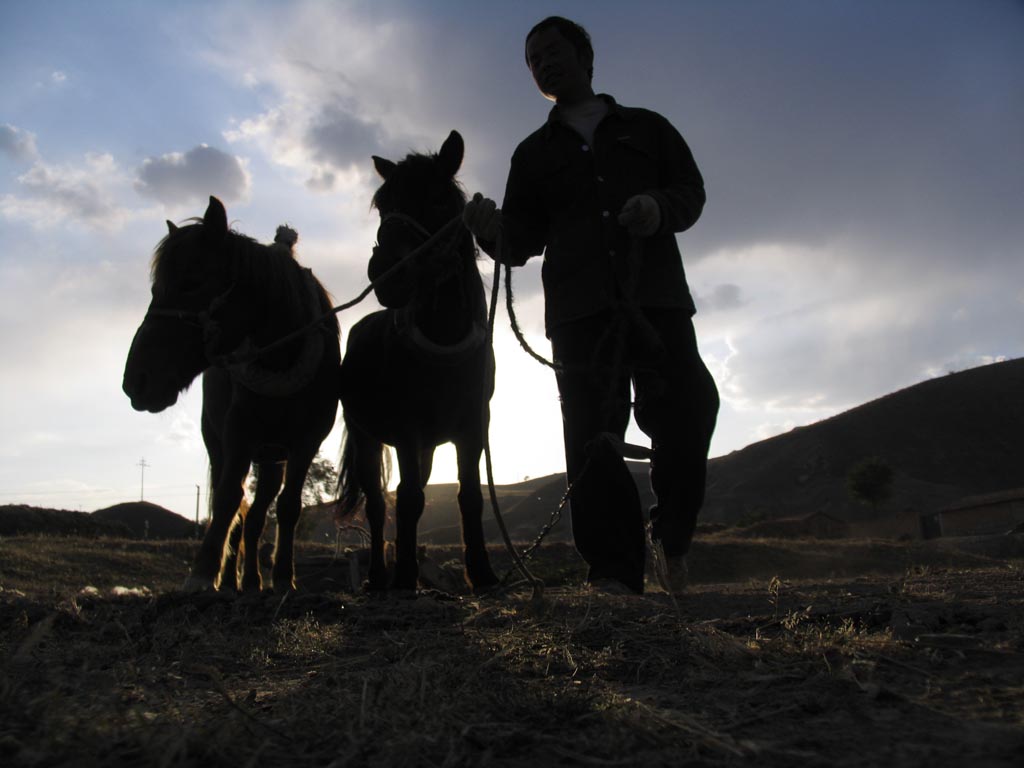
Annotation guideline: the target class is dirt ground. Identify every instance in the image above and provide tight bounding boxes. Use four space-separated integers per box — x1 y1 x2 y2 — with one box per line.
1 534 1022 767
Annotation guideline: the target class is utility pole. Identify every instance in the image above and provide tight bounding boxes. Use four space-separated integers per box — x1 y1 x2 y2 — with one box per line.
138 457 149 501
195 484 201 538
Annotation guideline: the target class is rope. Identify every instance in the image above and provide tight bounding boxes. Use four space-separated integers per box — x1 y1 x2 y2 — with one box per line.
213 214 467 368
493 233 660 590
503 262 559 371
482 233 544 601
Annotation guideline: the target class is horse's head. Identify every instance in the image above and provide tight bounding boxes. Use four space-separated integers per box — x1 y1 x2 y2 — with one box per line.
123 197 237 412
368 130 469 308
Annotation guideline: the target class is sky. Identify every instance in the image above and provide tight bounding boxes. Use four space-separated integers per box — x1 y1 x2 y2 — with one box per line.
1 0 1021 519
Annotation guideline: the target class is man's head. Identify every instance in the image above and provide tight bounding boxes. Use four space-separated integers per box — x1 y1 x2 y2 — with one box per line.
525 16 594 104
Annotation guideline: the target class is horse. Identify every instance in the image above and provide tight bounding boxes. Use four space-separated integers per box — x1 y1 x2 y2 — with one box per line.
122 196 340 592
337 130 499 593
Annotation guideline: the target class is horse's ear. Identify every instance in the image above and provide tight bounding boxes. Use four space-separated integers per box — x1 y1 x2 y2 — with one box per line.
438 130 464 178
373 155 397 180
203 196 228 239
166 220 178 234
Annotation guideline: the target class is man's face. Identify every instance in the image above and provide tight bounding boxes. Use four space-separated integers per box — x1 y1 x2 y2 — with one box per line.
526 26 591 103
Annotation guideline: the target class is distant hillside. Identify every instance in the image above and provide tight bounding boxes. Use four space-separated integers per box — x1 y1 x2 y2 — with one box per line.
702 358 1024 524
0 505 131 537
406 358 1023 541
93 502 199 539
418 473 576 545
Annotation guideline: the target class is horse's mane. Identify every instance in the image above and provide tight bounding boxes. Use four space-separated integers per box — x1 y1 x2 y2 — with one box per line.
371 152 468 216
151 222 339 338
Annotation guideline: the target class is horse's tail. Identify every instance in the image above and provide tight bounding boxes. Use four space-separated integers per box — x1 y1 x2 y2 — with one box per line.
337 428 385 518
336 427 362 520
336 426 391 521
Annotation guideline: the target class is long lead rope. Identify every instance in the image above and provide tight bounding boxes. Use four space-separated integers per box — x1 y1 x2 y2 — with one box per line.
214 214 467 368
482 235 545 600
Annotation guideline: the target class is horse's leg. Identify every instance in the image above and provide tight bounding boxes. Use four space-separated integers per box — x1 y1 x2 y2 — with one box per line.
186 452 250 592
201 404 236 587
455 437 499 592
356 435 389 591
220 499 247 591
225 508 244 588
241 461 283 592
393 445 426 591
270 449 315 592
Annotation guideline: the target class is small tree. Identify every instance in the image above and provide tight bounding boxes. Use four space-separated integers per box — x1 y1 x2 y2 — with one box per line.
245 453 338 513
847 456 894 514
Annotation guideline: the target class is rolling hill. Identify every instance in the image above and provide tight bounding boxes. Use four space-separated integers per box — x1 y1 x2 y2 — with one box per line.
701 357 1023 525
411 358 1023 542
92 501 200 539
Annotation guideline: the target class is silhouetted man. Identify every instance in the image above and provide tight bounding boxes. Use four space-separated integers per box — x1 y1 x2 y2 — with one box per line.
465 16 718 594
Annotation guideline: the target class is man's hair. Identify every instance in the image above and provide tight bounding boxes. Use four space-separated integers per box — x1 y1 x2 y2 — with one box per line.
525 16 594 81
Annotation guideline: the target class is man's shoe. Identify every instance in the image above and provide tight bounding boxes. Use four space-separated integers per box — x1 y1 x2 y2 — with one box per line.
651 539 688 595
660 554 688 595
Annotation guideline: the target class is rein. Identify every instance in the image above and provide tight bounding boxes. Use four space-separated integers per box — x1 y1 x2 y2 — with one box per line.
144 282 237 329
224 214 468 367
148 214 468 370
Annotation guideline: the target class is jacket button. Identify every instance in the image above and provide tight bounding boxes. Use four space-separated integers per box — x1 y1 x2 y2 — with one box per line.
581 144 590 152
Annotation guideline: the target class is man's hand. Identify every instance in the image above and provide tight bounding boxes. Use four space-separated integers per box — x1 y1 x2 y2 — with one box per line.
618 194 661 237
463 193 502 243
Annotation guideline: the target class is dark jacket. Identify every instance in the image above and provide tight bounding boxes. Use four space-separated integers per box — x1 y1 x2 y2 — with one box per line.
486 95 705 337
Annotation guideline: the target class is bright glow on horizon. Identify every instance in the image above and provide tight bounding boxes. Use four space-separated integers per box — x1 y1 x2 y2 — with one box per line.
1 1 1021 517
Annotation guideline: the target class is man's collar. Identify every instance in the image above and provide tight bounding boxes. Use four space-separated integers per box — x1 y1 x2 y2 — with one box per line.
543 94 626 137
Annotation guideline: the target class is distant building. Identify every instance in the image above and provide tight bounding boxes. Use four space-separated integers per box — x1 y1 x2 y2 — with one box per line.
920 489 1024 538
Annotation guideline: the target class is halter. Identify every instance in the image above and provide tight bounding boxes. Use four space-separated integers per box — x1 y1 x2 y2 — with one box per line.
143 281 236 328
378 211 433 242
376 211 486 362
142 268 329 395
143 282 238 363
374 211 468 289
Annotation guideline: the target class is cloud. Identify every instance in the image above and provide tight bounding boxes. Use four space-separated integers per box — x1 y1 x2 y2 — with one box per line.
606 3 1024 268
210 5 474 192
305 104 385 173
134 144 251 205
224 102 385 192
695 283 745 313
692 238 1024 421
1 153 133 229
0 124 39 162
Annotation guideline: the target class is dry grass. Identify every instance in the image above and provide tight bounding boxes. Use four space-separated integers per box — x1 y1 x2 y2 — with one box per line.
1 535 1023 767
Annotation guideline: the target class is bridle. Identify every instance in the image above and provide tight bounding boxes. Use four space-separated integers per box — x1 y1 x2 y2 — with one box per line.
375 210 487 363
374 211 469 289
143 282 236 326
142 282 239 363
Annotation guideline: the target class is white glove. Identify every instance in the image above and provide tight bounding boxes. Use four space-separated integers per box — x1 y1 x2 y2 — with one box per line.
463 193 502 242
618 194 661 237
